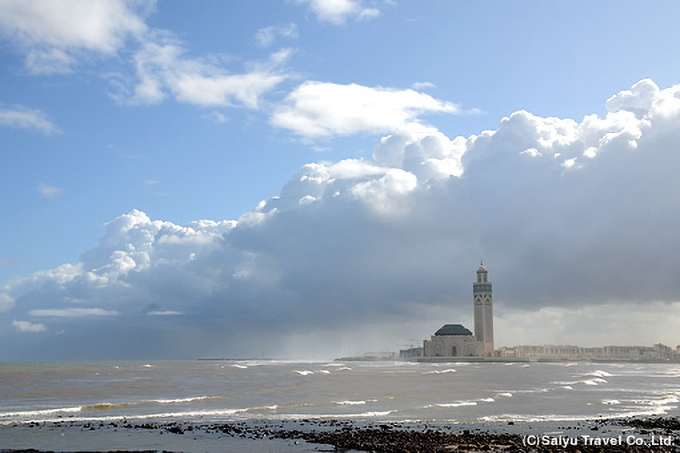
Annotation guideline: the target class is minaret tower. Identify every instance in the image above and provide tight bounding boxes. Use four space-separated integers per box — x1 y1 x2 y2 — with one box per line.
473 261 494 356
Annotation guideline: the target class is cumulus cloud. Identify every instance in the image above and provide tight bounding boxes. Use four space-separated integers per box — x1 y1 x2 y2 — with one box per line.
2 79 680 359
0 0 151 74
296 0 380 25
12 320 46 333
0 105 61 134
271 81 460 138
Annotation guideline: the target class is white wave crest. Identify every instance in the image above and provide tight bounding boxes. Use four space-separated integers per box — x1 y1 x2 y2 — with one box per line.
0 406 82 419
435 401 477 408
424 369 457 374
153 396 218 404
584 370 613 377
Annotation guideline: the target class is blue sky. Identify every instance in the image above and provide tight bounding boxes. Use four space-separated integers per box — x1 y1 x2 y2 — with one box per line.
1 1 680 360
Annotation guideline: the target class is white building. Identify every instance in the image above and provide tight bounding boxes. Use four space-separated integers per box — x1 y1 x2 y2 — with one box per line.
423 263 495 357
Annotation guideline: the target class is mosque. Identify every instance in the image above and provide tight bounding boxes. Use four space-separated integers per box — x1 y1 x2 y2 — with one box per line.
422 262 495 357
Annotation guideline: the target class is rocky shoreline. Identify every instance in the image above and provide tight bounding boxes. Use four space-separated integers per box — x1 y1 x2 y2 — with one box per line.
2 417 679 452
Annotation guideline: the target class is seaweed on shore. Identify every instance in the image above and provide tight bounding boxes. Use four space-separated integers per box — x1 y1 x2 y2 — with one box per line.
619 417 680 432
7 418 680 453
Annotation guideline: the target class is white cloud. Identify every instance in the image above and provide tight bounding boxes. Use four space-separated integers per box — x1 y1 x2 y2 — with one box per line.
411 81 436 91
29 308 117 317
256 23 298 48
296 0 380 25
0 0 151 74
12 320 46 333
0 105 61 134
3 79 680 359
120 40 291 108
0 2 290 110
271 81 460 138
148 310 182 316
606 78 659 119
37 183 62 200
0 293 14 312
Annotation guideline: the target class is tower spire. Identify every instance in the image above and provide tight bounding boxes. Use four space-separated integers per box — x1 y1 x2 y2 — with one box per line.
473 262 494 356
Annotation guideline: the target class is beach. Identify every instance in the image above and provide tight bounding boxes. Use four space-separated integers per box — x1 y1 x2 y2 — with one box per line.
2 417 680 452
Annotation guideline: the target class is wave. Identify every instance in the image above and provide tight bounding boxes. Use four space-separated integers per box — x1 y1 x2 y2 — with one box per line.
479 402 678 424
231 364 248 369
552 377 608 386
583 378 608 385
423 369 457 375
583 370 613 377
82 395 222 412
428 396 497 409
337 410 396 418
434 401 477 408
333 400 366 406
0 406 82 419
293 368 333 375
632 393 680 407
2 395 225 421
154 396 221 405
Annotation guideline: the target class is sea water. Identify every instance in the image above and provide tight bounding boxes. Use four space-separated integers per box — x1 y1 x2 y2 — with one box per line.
2 360 680 426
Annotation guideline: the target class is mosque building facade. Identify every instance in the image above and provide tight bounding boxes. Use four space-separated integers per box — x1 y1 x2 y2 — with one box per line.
422 262 495 357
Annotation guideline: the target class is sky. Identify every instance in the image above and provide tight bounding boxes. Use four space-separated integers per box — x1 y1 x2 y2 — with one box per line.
1 0 680 361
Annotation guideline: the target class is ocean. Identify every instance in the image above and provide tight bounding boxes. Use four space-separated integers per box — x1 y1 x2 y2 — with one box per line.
1 360 680 451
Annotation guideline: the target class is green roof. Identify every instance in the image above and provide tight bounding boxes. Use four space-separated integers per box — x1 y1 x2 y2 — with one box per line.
434 324 473 336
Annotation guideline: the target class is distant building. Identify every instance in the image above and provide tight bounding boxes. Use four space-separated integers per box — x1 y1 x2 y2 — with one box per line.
423 263 495 357
499 343 674 360
399 346 423 359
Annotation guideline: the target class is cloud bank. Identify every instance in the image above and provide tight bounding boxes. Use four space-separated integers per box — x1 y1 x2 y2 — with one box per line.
2 79 680 360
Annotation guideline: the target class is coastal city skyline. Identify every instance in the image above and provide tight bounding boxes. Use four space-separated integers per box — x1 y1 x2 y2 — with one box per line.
2 1 680 361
